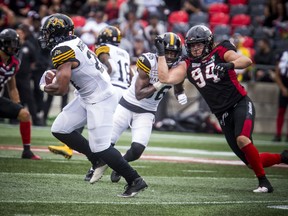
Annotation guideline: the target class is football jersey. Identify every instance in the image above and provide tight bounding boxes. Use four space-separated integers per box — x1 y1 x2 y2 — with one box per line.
95 44 131 89
0 56 20 94
185 40 247 115
51 37 113 104
121 52 172 113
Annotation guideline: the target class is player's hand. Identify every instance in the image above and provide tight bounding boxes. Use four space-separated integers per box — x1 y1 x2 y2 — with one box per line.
177 93 187 105
213 63 234 79
154 35 165 56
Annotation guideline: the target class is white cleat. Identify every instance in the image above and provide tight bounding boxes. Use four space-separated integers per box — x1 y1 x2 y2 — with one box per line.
253 187 269 193
89 164 108 184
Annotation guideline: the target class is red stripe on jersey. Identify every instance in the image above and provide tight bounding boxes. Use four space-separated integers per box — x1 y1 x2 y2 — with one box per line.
240 119 252 137
228 70 247 96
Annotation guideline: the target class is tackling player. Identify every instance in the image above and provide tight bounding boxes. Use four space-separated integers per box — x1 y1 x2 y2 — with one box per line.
155 25 288 193
38 13 147 197
0 28 41 160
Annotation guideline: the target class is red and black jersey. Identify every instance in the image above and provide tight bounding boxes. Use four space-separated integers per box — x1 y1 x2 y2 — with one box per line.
0 56 20 93
185 40 247 115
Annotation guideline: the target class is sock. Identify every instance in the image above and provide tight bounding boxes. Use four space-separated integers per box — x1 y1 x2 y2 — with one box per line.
241 143 265 177
260 153 281 167
276 107 285 136
20 121 31 150
95 146 140 184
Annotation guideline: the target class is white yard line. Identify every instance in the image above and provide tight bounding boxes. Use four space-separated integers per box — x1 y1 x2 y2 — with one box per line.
0 200 288 205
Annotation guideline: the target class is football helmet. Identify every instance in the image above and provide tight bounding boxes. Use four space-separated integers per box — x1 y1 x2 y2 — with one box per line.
0 28 20 56
185 25 214 59
159 32 182 68
38 13 74 50
96 26 122 46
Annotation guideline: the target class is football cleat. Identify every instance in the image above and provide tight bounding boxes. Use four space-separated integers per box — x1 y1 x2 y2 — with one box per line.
21 150 41 160
84 167 95 181
117 177 148 198
110 170 121 183
253 176 273 193
280 150 288 164
48 144 73 159
89 163 109 184
272 135 281 142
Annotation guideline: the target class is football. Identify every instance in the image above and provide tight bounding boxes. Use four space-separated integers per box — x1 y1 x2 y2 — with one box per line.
45 69 57 85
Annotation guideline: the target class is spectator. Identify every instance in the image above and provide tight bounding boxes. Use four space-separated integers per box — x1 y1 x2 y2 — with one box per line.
0 3 16 31
118 0 145 22
80 10 108 45
253 38 276 82
119 11 144 43
79 0 105 18
182 0 205 15
143 12 166 51
130 35 149 68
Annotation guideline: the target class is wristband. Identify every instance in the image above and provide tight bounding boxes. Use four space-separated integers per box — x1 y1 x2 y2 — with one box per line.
153 81 165 91
40 84 45 92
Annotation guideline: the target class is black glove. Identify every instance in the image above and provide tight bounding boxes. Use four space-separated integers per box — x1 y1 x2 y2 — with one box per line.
213 63 234 79
154 35 165 56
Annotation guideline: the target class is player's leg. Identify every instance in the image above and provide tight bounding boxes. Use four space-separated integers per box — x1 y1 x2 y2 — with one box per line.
87 104 131 182
0 97 41 159
273 92 287 141
111 112 153 183
233 96 274 193
87 95 147 197
48 127 84 159
51 97 95 165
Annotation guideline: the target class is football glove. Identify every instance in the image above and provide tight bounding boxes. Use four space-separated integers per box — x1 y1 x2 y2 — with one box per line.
213 63 234 79
154 35 165 56
177 93 187 105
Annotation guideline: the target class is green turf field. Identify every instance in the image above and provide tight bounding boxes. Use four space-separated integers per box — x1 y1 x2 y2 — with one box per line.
0 123 287 216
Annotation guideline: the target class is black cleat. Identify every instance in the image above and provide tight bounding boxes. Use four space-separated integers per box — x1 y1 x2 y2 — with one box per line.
272 135 281 142
118 177 148 198
21 150 41 160
84 167 94 181
253 176 273 193
111 170 121 183
280 150 288 164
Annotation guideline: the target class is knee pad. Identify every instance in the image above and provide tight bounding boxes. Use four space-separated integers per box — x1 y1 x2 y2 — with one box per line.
124 142 145 162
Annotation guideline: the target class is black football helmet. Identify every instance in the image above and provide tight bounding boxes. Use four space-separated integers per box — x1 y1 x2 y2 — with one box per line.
159 32 182 68
96 26 122 46
185 25 214 60
0 28 20 56
38 13 74 50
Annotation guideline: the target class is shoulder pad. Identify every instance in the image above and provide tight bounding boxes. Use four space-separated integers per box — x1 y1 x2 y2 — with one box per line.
136 54 152 75
220 40 237 52
95 44 110 57
51 45 76 68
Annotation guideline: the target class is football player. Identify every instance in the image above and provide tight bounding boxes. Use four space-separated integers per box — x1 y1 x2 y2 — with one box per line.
89 32 188 183
38 13 147 197
47 26 133 177
155 24 288 193
0 28 41 160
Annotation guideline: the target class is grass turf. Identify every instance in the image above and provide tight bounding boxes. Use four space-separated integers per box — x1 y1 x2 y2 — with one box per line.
0 123 287 216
